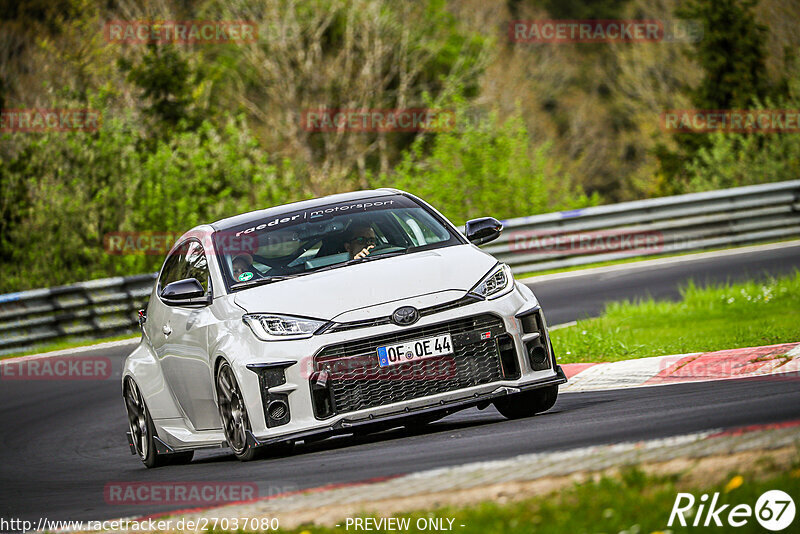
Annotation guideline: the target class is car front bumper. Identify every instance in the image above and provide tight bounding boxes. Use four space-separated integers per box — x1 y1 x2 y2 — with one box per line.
245 365 567 448
232 282 565 446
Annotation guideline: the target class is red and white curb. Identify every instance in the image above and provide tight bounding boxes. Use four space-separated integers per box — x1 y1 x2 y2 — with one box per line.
560 342 800 392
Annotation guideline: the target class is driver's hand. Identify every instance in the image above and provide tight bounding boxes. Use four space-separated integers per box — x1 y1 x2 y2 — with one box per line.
354 244 375 259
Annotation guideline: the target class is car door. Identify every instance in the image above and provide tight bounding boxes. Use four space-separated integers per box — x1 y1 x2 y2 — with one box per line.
150 239 221 430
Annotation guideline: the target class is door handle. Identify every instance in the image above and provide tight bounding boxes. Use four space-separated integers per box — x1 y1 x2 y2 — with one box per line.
162 324 172 336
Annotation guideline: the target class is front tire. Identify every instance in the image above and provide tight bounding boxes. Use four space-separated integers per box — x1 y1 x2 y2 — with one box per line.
216 361 264 461
493 384 558 420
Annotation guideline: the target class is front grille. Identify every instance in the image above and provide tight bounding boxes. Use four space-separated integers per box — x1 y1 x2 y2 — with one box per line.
313 314 507 416
318 294 482 334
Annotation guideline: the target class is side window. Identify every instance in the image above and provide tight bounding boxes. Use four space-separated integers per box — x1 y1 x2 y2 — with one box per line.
157 240 210 293
185 241 210 292
158 248 187 292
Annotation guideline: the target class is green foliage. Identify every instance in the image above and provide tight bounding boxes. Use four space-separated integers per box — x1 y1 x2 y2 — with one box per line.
552 271 800 362
0 107 297 293
684 128 800 192
684 63 800 191
417 0 488 100
374 102 597 224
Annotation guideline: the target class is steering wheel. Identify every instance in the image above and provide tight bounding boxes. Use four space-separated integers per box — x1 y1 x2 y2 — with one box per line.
248 254 283 269
352 243 405 259
368 244 405 255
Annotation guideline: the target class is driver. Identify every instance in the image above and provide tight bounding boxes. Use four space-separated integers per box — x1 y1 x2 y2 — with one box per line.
231 253 254 280
344 224 378 260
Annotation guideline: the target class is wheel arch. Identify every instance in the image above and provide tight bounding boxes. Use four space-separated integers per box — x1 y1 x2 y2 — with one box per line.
122 339 183 420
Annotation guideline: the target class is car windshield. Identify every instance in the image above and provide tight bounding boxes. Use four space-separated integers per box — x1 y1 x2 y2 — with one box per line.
215 195 461 290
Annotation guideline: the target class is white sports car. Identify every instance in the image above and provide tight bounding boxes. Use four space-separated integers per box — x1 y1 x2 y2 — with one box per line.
123 190 566 466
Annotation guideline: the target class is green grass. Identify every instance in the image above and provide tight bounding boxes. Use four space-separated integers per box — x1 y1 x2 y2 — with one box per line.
0 332 138 360
516 237 800 280
551 271 800 363
269 451 800 534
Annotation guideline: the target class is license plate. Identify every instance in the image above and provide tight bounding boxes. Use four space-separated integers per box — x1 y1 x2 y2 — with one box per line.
377 334 453 367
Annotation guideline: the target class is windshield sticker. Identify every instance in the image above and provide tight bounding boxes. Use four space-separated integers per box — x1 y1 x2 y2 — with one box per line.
308 200 394 219
234 198 402 236
236 214 302 236
237 272 254 282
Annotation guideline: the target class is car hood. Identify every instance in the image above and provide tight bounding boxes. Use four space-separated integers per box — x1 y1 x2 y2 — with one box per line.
232 244 497 320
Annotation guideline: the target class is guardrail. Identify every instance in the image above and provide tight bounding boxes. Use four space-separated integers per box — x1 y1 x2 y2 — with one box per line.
0 274 156 356
486 180 800 273
1 181 798 355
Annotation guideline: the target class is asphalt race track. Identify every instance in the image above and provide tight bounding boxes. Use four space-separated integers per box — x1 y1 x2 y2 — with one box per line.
1 244 799 522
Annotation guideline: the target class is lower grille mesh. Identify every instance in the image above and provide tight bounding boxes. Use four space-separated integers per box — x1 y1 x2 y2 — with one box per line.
313 314 506 416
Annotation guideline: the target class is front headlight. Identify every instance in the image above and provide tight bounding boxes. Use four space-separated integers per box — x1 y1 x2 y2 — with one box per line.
243 314 325 341
470 263 513 299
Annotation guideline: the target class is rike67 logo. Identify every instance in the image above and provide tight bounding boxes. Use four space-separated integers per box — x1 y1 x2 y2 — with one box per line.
669 490 795 531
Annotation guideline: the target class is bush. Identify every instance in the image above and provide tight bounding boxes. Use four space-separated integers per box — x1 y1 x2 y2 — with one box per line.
684 129 800 192
0 110 296 293
684 64 800 191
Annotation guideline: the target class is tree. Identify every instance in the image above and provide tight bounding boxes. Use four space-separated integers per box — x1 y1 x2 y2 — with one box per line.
655 0 771 194
214 0 488 195
120 45 199 134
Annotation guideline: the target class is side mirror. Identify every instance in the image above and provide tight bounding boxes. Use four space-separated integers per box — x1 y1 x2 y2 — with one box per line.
465 217 503 246
160 278 211 306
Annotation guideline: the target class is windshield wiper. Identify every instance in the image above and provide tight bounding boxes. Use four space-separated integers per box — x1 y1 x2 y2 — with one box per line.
231 273 309 289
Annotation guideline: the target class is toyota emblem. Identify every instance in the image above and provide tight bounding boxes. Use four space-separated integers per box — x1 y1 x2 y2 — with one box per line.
392 306 420 326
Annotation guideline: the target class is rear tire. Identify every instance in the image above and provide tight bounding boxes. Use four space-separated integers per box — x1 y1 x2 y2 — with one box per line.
125 378 175 468
493 384 558 420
